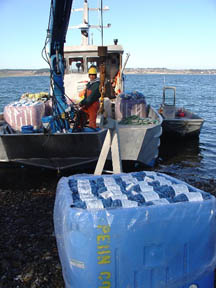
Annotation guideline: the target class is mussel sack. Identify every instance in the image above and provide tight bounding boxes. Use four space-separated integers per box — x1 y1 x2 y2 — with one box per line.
115 91 147 121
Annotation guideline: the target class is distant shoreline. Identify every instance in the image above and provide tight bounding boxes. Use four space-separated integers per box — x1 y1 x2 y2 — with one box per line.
1 68 216 77
0 69 50 78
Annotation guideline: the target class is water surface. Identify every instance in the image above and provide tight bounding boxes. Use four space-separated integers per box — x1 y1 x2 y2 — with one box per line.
0 74 216 183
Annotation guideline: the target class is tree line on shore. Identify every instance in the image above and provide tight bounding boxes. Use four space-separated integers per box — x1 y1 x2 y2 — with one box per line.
1 67 216 77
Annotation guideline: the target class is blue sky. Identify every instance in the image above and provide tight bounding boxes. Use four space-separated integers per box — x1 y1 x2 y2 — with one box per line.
0 0 216 69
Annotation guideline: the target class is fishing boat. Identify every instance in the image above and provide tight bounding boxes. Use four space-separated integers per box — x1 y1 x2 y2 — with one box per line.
159 86 204 138
0 0 162 170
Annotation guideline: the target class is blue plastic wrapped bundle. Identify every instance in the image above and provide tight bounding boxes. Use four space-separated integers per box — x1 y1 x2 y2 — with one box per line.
126 182 155 200
68 179 80 201
128 193 144 203
139 181 155 192
103 176 117 186
97 186 107 194
77 179 95 202
174 192 206 203
101 191 127 201
129 191 160 205
89 179 99 196
94 177 106 194
154 184 178 198
146 180 161 190
68 172 214 210
103 183 122 194
95 176 104 185
54 172 216 288
101 197 112 208
70 200 87 209
146 198 173 206
111 199 138 208
111 199 122 208
125 183 140 193
153 175 172 186
131 171 147 181
144 171 157 177
112 175 123 186
85 199 104 209
120 174 139 183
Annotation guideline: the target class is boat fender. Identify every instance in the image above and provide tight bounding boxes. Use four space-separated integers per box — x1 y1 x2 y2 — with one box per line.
158 106 163 114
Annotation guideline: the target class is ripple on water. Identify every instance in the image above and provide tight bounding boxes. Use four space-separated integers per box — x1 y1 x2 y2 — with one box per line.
0 74 216 182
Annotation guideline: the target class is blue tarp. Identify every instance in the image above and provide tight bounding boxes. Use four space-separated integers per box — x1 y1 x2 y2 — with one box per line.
54 171 216 288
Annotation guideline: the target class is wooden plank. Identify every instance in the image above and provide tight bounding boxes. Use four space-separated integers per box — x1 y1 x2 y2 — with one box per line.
94 119 122 175
111 128 122 174
94 129 111 175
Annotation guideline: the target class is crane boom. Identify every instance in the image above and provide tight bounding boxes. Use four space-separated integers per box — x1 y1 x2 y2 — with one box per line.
49 0 73 56
48 0 74 132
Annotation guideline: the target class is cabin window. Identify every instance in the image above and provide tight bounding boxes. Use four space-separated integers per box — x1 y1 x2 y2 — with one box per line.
69 57 84 73
87 57 99 71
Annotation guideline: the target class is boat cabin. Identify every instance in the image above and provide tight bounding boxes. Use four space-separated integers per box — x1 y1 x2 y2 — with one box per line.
64 44 124 103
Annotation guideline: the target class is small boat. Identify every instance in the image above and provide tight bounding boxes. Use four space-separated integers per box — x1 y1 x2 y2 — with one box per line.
0 0 162 170
159 86 204 137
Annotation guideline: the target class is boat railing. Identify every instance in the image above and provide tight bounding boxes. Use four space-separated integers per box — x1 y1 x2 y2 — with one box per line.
163 86 176 105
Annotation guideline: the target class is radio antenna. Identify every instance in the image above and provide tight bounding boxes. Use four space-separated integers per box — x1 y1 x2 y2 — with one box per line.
101 0 103 46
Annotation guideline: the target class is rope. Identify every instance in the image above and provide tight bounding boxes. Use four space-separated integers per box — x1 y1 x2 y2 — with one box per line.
99 63 106 113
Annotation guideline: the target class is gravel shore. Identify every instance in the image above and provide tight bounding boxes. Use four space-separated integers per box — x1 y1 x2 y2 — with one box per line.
0 167 64 288
0 166 216 288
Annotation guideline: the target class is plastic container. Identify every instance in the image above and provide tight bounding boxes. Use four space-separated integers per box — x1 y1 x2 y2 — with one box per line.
21 125 34 133
41 115 55 133
54 172 216 288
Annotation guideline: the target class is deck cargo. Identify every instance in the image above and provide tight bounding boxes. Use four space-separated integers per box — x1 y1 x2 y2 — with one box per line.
3 100 45 131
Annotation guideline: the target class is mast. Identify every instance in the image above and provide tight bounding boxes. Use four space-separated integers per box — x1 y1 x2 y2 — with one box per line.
68 0 110 46
81 0 89 45
100 0 103 46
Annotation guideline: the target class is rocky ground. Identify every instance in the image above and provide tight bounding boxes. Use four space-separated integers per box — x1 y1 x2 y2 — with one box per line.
0 165 216 288
0 167 64 288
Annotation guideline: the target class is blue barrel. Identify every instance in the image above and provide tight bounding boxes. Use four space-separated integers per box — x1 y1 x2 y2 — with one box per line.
54 172 216 288
21 125 34 133
41 115 55 133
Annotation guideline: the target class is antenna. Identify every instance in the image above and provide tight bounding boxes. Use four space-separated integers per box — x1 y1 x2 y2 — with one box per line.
68 0 111 46
101 0 103 46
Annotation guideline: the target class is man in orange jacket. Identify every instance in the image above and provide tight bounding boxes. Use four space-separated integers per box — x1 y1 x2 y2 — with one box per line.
79 66 100 129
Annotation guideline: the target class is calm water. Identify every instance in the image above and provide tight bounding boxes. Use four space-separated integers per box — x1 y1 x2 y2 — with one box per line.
0 74 216 182
125 74 216 181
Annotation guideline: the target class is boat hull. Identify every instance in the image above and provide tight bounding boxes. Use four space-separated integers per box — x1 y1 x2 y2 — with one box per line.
115 106 162 166
162 117 204 137
0 129 107 170
0 107 162 170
